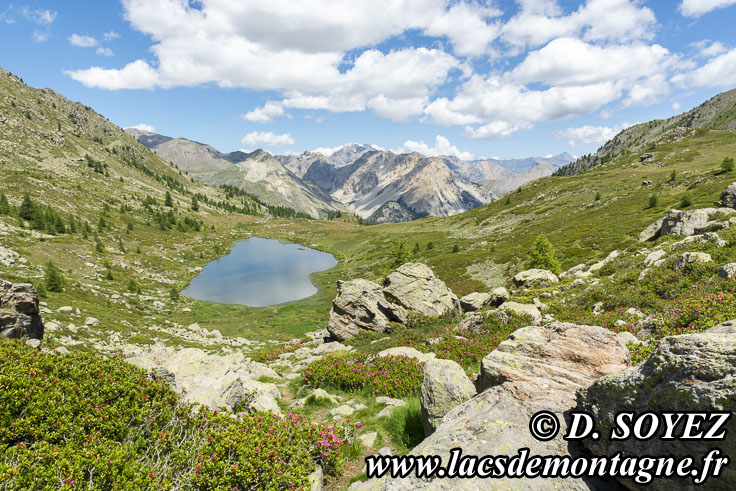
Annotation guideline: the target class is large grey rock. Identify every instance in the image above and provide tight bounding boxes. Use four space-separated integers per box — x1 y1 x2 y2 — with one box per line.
476 322 630 393
644 249 666 267
488 286 509 306
512 268 559 288
577 333 736 490
720 181 736 208
383 322 630 490
0 280 44 340
718 263 736 279
458 292 490 312
420 359 475 436
125 346 281 413
383 263 459 317
639 208 736 242
674 251 712 270
707 319 736 334
497 301 542 324
327 279 407 341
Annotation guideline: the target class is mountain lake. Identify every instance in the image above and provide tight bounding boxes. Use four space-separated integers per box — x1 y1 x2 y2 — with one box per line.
181 237 337 307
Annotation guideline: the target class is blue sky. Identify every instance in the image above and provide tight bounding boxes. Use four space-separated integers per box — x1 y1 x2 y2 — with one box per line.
1 0 735 159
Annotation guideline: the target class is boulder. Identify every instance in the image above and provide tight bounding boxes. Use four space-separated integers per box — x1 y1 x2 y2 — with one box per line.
718 263 736 279
644 249 666 267
707 319 736 334
326 279 407 341
488 286 510 306
0 246 20 267
383 322 629 490
0 280 44 340
383 263 459 317
420 359 475 436
674 251 712 270
476 322 629 393
511 268 559 288
720 181 736 208
358 431 378 448
639 208 736 242
588 250 620 272
577 333 736 490
458 292 490 312
497 301 542 324
375 346 435 363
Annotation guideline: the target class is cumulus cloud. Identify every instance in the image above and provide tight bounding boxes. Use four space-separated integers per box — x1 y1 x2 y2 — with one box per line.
395 135 475 160
125 123 156 132
104 31 120 41
690 39 728 58
96 47 114 57
242 101 287 123
672 49 736 88
679 0 736 17
555 122 635 147
20 6 56 25
241 131 295 148
69 34 98 47
65 60 159 90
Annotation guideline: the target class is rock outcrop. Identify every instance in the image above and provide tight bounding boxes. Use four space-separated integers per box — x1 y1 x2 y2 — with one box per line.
326 279 407 341
577 332 736 490
719 182 736 208
458 292 490 312
382 322 630 490
383 263 459 317
125 345 281 413
420 359 475 436
638 208 736 241
674 251 712 270
497 301 542 324
511 268 559 288
0 280 44 341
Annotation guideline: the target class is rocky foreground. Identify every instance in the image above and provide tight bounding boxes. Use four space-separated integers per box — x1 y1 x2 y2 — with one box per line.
5 184 736 489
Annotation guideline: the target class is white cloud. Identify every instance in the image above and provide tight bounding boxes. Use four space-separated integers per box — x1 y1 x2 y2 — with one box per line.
395 135 475 160
96 47 115 57
32 29 49 42
690 39 728 58
104 31 121 41
69 34 98 47
20 7 56 25
65 60 159 90
465 121 530 139
672 49 736 88
241 131 295 148
125 123 156 132
555 122 635 147
672 101 681 112
679 0 736 17
241 101 286 123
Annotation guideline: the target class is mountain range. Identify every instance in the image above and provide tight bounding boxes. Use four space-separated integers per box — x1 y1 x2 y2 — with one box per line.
126 130 574 222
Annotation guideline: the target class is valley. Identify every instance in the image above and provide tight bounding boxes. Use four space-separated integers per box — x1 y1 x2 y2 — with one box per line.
2 64 736 490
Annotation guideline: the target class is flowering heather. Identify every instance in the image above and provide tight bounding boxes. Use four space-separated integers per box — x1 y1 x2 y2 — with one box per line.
303 354 424 398
252 342 303 363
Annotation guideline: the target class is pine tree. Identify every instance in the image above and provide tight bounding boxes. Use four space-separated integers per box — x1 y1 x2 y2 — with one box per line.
504 195 511 205
127 279 139 293
118 237 126 253
165 191 173 207
44 261 65 292
721 157 734 173
527 234 561 274
426 241 434 250
95 237 105 253
98 216 106 231
169 286 180 302
412 242 421 255
389 237 413 269
191 195 199 211
452 244 460 253
0 193 9 215
19 193 35 220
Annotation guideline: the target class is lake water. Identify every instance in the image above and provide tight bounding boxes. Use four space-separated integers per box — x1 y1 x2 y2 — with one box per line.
181 237 337 307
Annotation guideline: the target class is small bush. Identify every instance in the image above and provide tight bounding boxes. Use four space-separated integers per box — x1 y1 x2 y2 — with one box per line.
680 193 692 208
648 194 659 209
721 157 734 173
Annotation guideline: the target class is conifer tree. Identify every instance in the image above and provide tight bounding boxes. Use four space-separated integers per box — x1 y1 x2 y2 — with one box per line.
0 193 10 215
165 191 173 207
44 261 64 292
390 237 413 269
527 234 561 274
19 193 35 220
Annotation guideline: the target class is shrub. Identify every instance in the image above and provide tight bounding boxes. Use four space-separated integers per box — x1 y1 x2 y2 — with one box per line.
389 237 413 269
526 234 561 274
680 193 692 208
303 354 424 398
0 339 347 489
721 156 734 173
648 194 659 208
594 191 601 201
452 244 460 253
